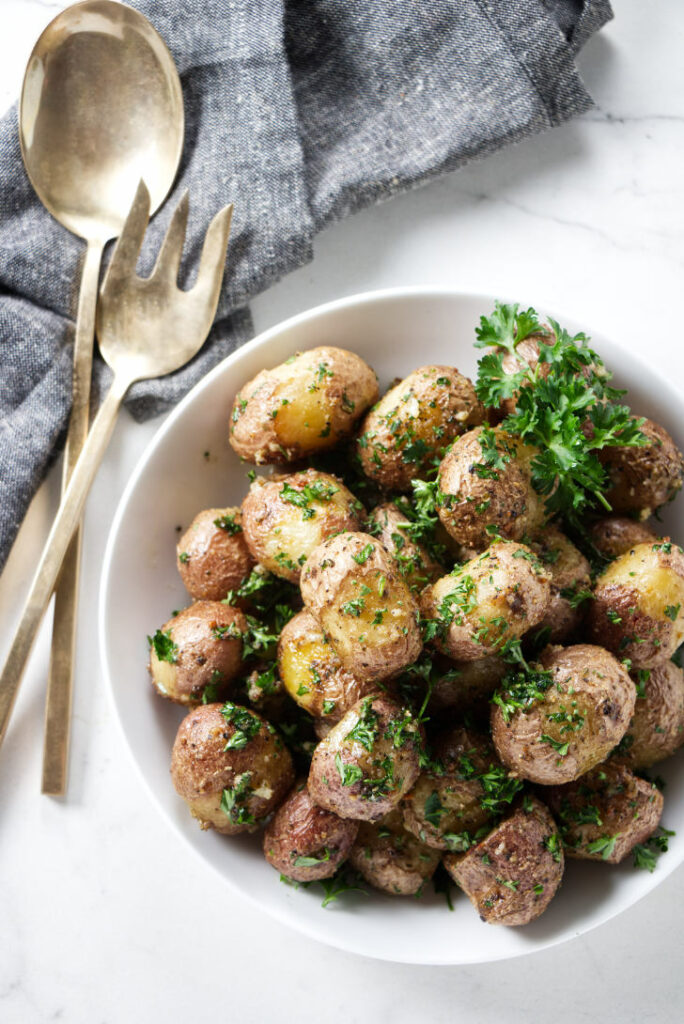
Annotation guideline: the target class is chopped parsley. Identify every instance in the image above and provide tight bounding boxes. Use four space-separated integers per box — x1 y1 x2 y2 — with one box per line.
148 628 178 664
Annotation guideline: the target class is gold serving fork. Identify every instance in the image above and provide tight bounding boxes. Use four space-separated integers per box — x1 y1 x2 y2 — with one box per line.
0 182 232 757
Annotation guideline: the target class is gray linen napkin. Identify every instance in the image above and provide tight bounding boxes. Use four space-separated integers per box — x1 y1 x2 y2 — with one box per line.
0 0 612 573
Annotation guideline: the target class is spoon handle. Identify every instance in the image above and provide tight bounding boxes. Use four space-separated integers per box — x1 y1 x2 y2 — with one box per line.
42 239 103 796
0 374 129 757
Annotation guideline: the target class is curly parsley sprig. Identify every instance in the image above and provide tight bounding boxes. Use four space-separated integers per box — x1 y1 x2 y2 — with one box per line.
474 302 646 529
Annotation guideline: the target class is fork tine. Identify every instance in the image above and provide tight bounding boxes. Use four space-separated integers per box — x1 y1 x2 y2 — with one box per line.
191 204 233 309
103 179 150 286
150 190 189 283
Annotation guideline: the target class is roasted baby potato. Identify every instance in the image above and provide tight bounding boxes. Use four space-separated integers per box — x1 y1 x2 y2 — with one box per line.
621 660 684 769
368 502 444 591
176 507 255 601
420 540 551 662
148 601 246 705
599 418 684 517
400 727 505 850
308 695 423 821
589 516 658 561
545 761 664 864
277 609 373 722
229 345 378 464
263 781 359 882
443 796 564 926
529 525 592 643
170 702 294 834
301 532 422 682
436 426 547 552
588 540 684 668
348 810 440 895
356 365 483 491
491 644 636 785
241 469 364 583
428 656 507 716
498 331 553 418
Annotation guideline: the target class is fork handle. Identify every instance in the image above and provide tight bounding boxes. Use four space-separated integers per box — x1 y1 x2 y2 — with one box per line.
0 373 129 755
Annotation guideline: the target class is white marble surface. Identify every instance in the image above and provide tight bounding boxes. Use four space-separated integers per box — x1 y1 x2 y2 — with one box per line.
2 1 684 1020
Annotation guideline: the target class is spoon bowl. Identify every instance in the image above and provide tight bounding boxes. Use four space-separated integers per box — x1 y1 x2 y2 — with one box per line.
19 0 184 241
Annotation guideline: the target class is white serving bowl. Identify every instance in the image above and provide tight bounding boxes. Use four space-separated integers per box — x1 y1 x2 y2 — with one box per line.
100 288 684 965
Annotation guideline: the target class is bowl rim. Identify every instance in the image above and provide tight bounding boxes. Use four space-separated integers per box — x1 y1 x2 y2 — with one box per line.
99 285 684 965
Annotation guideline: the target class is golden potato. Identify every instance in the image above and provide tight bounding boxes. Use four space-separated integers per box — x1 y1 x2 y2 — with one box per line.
277 609 373 722
621 660 684 769
545 761 664 863
263 781 359 882
356 365 483 491
176 507 255 601
491 644 636 785
420 540 551 662
436 426 547 551
308 695 423 821
148 601 246 705
599 418 683 517
588 540 684 668
301 532 422 682
229 346 378 464
529 525 591 643
170 703 294 834
368 502 444 592
241 469 364 582
589 516 658 561
400 727 509 850
348 810 440 895
443 796 564 926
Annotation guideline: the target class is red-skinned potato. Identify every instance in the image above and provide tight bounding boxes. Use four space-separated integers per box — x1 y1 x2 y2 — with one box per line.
588 540 684 668
308 694 423 821
599 418 683 518
263 781 359 882
148 601 246 705
176 507 255 601
443 796 564 926
491 644 636 785
241 469 364 583
170 703 294 834
356 365 483 491
301 532 422 682
545 760 664 863
589 516 659 561
348 810 440 895
229 346 378 464
529 525 591 643
621 660 684 769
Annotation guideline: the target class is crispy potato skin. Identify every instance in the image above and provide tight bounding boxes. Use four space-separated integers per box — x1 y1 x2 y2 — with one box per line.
545 761 664 863
529 525 591 643
229 346 378 464
599 418 684 517
170 703 294 834
277 609 373 722
368 503 444 591
436 427 547 551
348 810 440 895
301 532 422 682
589 516 658 561
622 661 684 769
491 644 636 785
357 365 483 491
148 601 246 705
444 796 564 926
400 727 497 849
308 695 423 821
420 540 551 662
263 782 359 882
241 470 364 583
588 541 684 668
176 508 255 601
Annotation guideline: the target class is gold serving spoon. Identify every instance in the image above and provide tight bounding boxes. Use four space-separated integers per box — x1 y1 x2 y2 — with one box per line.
0 181 233 759
19 0 184 794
